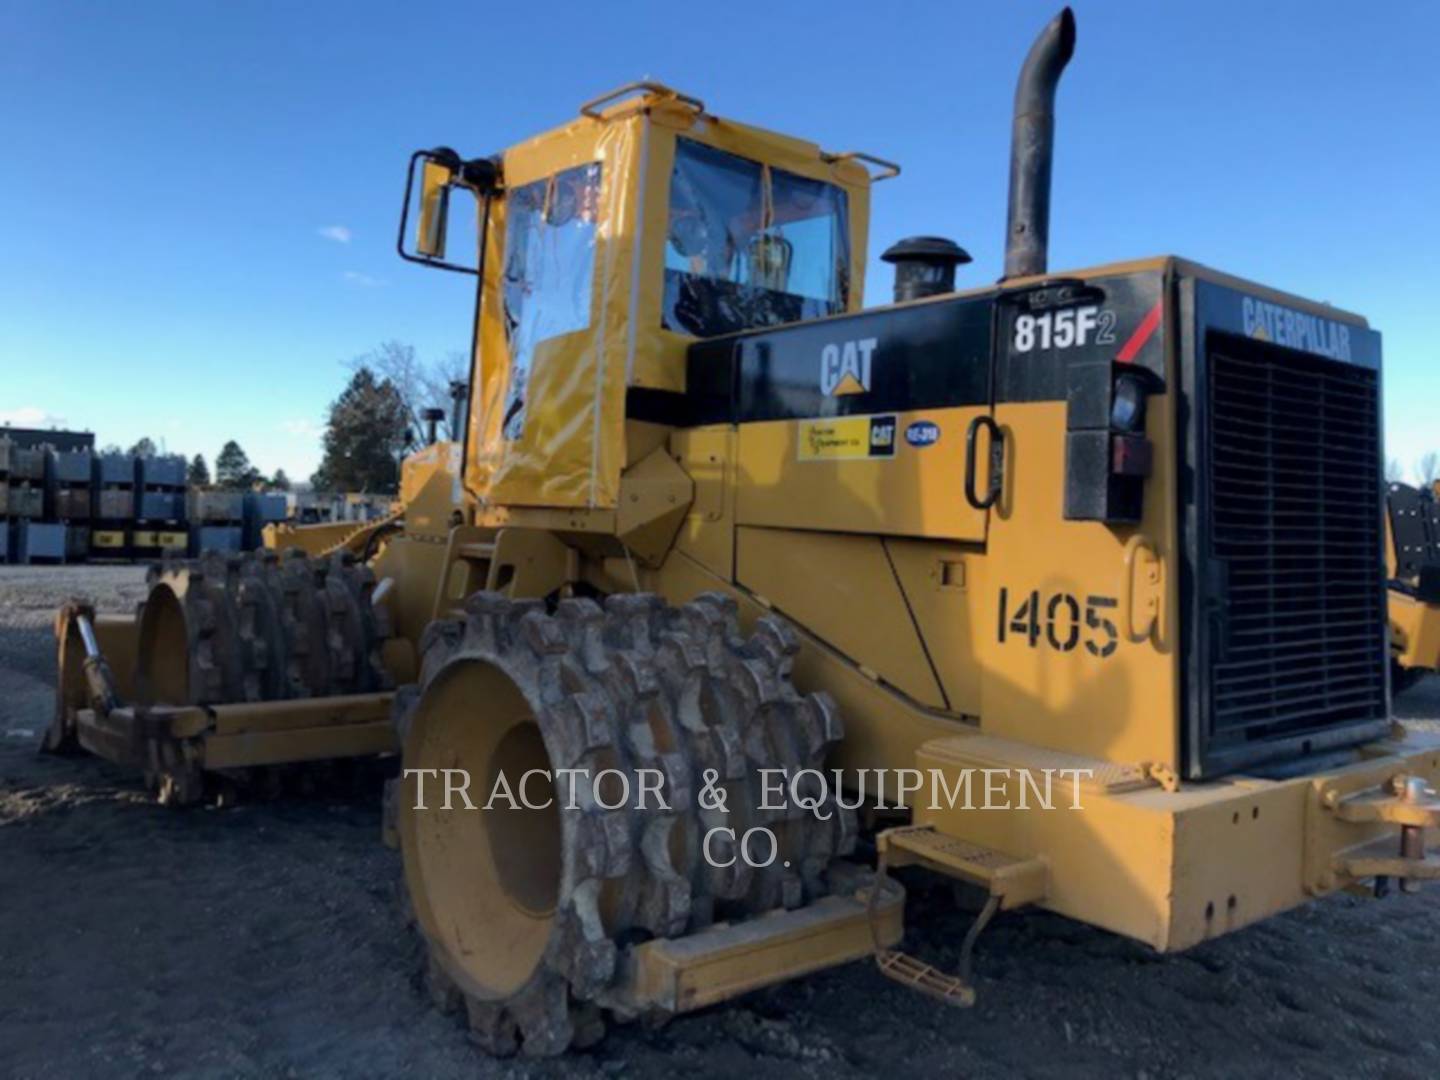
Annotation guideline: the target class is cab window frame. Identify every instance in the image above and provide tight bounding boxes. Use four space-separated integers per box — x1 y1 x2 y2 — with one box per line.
661 138 851 339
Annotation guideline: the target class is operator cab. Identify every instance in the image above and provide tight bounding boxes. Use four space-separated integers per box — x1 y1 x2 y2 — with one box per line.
398 83 893 512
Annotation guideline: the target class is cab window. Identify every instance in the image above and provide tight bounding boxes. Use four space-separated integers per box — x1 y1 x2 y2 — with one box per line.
662 139 849 338
501 162 602 440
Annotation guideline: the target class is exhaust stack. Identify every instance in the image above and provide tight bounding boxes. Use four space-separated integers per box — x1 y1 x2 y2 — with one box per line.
448 380 468 444
421 408 446 446
1002 7 1076 281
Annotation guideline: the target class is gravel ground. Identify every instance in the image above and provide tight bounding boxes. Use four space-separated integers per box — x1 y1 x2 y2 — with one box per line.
4 565 1440 1079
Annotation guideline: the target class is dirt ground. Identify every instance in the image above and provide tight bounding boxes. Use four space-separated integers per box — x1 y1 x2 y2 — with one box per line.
4 565 1440 1079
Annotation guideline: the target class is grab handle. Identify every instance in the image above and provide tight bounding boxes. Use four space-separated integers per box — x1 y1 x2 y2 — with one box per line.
1121 534 1163 643
964 415 1004 510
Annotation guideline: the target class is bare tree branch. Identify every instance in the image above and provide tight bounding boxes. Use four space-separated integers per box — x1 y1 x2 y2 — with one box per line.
1416 451 1440 487
347 341 469 443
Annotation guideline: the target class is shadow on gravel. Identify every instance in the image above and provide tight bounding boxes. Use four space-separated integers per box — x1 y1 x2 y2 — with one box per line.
0 621 60 684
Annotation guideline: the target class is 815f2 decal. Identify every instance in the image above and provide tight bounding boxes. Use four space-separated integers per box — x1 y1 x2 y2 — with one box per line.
1012 305 1116 352
998 588 1118 657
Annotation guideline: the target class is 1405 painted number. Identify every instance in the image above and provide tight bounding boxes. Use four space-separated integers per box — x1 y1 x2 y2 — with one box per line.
997 588 1118 658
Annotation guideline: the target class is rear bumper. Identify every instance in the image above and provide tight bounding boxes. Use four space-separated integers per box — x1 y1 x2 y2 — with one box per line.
913 727 1440 952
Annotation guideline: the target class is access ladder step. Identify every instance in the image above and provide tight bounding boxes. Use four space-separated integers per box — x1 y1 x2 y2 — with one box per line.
879 826 1048 909
875 948 976 1007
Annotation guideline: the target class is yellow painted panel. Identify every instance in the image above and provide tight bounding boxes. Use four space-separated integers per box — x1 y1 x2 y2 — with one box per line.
975 398 1181 768
735 407 991 541
671 425 735 581
885 539 985 717
736 527 945 710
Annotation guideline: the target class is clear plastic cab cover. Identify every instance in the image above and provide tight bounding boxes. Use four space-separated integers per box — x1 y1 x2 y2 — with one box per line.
500 163 603 441
663 138 850 338
467 113 635 512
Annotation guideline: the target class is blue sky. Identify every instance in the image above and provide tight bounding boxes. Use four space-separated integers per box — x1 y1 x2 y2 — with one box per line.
2 1 1436 482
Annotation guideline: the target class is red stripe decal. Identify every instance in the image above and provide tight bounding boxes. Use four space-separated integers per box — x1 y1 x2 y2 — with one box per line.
1116 300 1164 363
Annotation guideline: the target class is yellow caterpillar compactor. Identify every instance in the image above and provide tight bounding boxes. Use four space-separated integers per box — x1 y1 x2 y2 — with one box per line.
51 9 1440 1056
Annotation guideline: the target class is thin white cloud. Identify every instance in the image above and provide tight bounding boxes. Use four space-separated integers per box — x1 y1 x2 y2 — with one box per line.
317 225 352 244
281 418 322 437
342 270 382 287
0 405 67 428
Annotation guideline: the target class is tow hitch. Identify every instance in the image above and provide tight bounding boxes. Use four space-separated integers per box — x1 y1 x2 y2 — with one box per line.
1309 757 1440 895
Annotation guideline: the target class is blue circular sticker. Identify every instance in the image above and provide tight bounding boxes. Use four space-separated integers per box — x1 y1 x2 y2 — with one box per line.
905 421 940 448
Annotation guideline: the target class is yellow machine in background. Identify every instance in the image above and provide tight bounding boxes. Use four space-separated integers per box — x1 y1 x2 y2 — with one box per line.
260 441 463 560
1386 480 1440 689
53 8 1440 1057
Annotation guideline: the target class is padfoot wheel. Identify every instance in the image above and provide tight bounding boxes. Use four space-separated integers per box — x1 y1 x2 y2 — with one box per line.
132 549 393 804
395 591 855 1055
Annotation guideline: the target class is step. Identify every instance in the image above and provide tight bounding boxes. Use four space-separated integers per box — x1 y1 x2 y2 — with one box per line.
880 826 1048 909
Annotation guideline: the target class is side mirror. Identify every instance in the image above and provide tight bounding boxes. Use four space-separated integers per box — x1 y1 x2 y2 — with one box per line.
417 159 453 259
397 148 496 275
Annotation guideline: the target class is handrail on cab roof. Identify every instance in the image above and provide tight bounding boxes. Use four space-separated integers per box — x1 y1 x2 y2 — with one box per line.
579 82 705 120
579 83 900 183
821 150 901 182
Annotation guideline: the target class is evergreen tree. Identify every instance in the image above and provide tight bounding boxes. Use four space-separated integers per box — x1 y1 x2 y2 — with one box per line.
309 367 407 492
186 453 211 487
215 440 258 490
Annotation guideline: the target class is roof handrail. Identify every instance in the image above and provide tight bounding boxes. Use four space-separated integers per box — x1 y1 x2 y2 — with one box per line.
580 82 705 120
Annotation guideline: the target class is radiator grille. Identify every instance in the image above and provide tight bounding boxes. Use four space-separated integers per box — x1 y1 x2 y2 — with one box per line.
1204 333 1386 751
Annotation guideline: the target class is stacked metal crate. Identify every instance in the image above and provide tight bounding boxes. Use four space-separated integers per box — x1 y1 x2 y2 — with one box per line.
191 489 245 552
243 492 288 550
50 447 93 561
133 454 188 555
4 439 63 563
91 452 136 557
5 441 46 518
